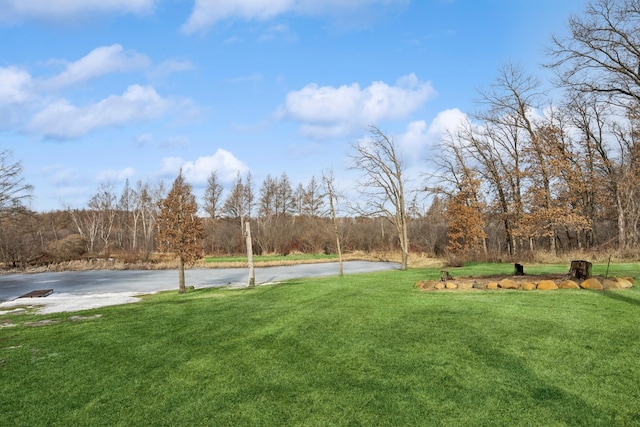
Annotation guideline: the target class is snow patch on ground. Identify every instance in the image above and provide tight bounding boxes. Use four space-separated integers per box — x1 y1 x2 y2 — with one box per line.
0 292 143 314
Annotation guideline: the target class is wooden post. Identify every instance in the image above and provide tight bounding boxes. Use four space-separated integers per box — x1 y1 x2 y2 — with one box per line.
245 222 255 288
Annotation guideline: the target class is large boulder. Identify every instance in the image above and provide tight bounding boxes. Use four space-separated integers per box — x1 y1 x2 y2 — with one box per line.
445 282 458 290
617 278 633 289
457 282 474 290
580 278 603 290
603 279 622 290
498 279 519 290
522 282 537 291
486 282 499 290
415 281 431 290
473 282 487 290
558 280 580 289
537 280 558 290
434 282 446 290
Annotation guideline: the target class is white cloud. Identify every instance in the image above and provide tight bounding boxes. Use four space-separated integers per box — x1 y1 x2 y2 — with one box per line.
0 67 35 127
0 0 155 23
29 85 173 139
96 167 136 183
135 133 154 147
183 0 293 33
390 109 468 164
44 45 150 90
182 0 405 33
425 108 468 142
0 66 33 106
42 165 79 186
149 59 195 80
277 73 436 138
398 120 429 154
160 149 248 184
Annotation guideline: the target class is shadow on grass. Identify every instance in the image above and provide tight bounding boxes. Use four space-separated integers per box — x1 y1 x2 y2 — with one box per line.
595 290 640 308
465 326 616 425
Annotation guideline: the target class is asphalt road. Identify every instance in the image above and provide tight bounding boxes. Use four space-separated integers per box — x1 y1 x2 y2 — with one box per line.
0 261 400 302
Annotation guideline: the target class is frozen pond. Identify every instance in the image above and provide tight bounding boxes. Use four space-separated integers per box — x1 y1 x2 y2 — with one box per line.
0 261 400 302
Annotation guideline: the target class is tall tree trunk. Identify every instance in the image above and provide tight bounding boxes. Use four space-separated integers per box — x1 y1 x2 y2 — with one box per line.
330 200 343 277
245 221 255 287
178 256 185 294
400 214 409 270
324 170 343 277
617 191 626 250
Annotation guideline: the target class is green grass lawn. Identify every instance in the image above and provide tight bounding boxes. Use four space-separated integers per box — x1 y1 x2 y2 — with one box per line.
1 263 640 426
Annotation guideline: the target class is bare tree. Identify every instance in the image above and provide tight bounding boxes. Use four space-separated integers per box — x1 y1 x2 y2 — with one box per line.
69 208 99 254
547 0 640 107
0 150 34 266
546 1 640 249
157 171 204 294
0 149 32 213
222 172 253 232
0 206 40 268
203 171 224 254
258 174 277 219
134 180 165 258
323 169 343 276
117 179 136 252
302 176 325 217
203 171 223 219
350 125 409 269
88 184 117 257
430 129 487 257
276 172 295 216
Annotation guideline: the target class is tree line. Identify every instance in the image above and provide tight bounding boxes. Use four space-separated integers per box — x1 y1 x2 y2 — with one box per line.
1 0 639 268
434 0 640 258
0 160 442 268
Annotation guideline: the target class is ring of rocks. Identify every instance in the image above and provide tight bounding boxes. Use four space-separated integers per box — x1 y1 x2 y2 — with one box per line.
415 275 635 291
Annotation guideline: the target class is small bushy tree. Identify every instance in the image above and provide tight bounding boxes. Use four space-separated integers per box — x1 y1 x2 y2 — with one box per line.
157 171 204 294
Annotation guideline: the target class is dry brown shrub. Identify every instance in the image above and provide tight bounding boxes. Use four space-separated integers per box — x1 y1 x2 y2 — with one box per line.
532 249 640 264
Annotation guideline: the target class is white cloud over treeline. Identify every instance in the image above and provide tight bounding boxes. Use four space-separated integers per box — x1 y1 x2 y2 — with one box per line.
161 149 249 184
276 73 436 138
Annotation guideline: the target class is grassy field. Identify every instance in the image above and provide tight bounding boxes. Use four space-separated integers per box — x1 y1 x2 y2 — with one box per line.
1 263 640 426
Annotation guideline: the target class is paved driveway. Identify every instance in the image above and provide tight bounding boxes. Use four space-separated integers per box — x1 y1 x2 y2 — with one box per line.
0 261 400 302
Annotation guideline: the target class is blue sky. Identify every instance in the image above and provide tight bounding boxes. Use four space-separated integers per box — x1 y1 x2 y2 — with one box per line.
0 0 587 212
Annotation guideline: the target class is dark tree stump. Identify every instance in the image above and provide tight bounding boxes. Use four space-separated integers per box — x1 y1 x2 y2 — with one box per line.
514 263 525 276
440 270 453 281
568 260 592 280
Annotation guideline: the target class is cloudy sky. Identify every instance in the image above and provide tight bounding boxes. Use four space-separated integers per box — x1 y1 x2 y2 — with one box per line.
1 0 586 212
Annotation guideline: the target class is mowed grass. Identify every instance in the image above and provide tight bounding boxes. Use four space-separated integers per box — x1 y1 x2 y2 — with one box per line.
1 263 640 426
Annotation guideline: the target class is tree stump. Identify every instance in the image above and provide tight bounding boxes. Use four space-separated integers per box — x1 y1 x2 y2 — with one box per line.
440 270 453 281
514 263 525 276
568 260 592 281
